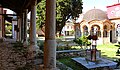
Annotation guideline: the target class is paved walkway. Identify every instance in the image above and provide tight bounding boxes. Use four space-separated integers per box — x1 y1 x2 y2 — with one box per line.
72 57 117 70
0 39 42 70
0 39 60 70
0 42 28 70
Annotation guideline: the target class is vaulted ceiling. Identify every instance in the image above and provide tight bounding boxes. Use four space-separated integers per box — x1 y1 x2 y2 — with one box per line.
0 0 41 15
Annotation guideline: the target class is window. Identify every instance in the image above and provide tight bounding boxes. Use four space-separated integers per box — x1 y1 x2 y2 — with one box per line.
116 31 118 37
83 26 88 36
103 25 107 37
67 26 69 29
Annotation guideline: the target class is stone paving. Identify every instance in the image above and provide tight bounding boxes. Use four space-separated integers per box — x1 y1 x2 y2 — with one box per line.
0 42 32 70
0 39 62 70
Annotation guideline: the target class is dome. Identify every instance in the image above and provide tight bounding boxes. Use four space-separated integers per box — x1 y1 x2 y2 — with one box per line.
83 9 108 21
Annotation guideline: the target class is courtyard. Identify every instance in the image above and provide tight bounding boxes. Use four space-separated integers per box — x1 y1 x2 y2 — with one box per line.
1 0 120 70
57 40 120 70
0 38 120 70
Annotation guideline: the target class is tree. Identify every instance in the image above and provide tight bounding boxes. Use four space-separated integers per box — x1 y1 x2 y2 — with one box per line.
36 0 83 34
5 21 12 34
36 0 46 29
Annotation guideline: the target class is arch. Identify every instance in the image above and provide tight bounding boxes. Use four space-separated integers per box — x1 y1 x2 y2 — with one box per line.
90 25 101 37
110 25 113 30
89 21 102 30
82 25 88 36
104 25 107 29
103 25 108 37
2 8 14 14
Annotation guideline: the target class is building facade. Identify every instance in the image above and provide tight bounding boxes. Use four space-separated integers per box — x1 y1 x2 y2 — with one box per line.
61 21 74 36
107 3 120 43
75 9 115 44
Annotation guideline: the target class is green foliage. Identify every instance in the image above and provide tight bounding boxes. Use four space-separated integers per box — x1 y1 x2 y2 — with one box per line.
58 57 85 70
27 38 44 51
97 44 118 59
116 49 120 55
73 37 82 45
116 43 120 56
57 46 73 51
57 46 64 51
73 36 91 46
36 0 83 33
12 41 23 47
5 22 12 34
37 40 44 51
36 0 46 29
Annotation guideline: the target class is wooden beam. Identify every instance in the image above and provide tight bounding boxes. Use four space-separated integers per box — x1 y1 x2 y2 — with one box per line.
0 14 17 16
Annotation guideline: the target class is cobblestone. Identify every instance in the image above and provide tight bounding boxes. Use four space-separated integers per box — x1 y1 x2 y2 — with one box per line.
0 42 29 70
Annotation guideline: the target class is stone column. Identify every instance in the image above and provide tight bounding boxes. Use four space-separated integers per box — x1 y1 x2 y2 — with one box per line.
0 6 3 37
2 17 4 37
17 17 19 41
44 0 56 70
21 13 24 42
2 10 6 37
17 16 22 41
101 30 104 44
88 27 91 35
12 20 17 40
14 22 17 40
2 17 5 37
107 31 110 43
23 9 28 46
112 29 116 42
29 0 39 58
12 21 14 39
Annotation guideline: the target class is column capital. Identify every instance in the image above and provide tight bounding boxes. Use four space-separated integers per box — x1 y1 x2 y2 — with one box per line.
18 14 23 18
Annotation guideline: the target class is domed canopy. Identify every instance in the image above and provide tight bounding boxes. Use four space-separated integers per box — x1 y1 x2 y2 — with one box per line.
83 9 108 21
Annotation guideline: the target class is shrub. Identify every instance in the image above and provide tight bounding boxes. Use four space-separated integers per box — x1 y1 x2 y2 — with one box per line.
12 41 23 47
73 35 91 46
57 46 72 51
37 40 44 51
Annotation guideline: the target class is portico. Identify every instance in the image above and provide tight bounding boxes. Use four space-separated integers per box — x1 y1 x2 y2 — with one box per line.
0 0 56 69
75 9 115 44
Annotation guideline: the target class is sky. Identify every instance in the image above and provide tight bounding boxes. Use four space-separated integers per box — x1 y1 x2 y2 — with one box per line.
4 0 120 15
82 0 119 13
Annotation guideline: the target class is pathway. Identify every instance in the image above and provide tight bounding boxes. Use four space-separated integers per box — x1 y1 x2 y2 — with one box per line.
0 41 33 70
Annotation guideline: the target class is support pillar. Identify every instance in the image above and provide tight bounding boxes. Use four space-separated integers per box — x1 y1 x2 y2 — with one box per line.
112 29 116 42
17 17 19 41
12 22 14 39
107 31 110 43
88 27 91 35
29 0 39 58
21 13 24 42
17 16 22 41
2 12 5 37
23 9 28 46
44 0 56 70
101 30 104 44
0 6 3 37
12 20 17 40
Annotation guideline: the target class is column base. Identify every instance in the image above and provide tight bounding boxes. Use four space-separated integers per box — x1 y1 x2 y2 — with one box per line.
34 64 58 70
29 44 39 51
23 41 28 47
28 44 40 59
43 67 58 70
